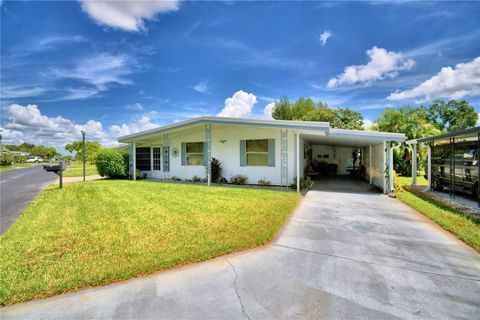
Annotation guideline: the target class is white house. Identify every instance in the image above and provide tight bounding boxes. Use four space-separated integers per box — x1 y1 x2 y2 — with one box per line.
118 116 405 192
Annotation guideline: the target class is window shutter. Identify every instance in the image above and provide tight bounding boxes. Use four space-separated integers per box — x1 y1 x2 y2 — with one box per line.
203 142 207 166
268 139 275 167
181 143 186 166
240 140 246 166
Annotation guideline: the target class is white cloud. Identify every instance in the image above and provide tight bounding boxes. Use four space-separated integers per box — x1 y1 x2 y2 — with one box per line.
1 85 49 99
363 119 373 130
388 56 480 101
327 46 415 88
1 103 159 151
263 102 275 119
217 90 257 118
192 80 210 94
319 31 332 46
80 0 179 32
125 103 145 112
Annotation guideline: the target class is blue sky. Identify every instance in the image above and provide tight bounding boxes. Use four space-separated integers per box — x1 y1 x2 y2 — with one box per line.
1 0 480 150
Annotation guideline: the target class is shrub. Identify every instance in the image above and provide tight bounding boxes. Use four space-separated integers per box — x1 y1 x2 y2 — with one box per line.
13 154 26 163
171 176 181 181
210 158 222 183
191 175 202 183
0 152 14 166
95 149 128 178
290 176 314 190
258 178 271 187
393 170 402 192
230 175 248 185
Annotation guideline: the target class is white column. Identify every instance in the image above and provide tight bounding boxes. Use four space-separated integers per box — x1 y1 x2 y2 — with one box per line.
389 143 394 193
382 141 387 194
412 143 417 186
369 145 372 184
296 133 300 193
426 144 432 191
132 142 136 181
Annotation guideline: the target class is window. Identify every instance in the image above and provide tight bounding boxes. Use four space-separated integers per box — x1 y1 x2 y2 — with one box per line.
246 139 268 166
136 147 151 171
153 147 161 170
186 142 204 166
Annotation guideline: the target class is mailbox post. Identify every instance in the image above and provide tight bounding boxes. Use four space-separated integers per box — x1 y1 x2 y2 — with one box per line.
43 161 69 189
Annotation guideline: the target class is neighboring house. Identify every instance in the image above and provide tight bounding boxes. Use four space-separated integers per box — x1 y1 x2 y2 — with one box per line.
0 148 29 157
118 116 405 192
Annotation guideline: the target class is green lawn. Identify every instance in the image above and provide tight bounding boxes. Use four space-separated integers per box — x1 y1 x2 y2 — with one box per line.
0 163 42 172
396 174 429 186
62 161 98 177
397 189 480 252
0 180 300 306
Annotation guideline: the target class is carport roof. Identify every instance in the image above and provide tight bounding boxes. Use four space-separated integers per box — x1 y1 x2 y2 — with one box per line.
303 128 405 148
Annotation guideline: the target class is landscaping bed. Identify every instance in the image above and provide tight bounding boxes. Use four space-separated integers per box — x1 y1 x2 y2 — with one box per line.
0 180 300 306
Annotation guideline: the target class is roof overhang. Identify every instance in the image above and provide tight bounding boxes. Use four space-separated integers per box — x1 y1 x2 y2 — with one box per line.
118 116 329 143
302 128 405 148
117 116 405 146
406 126 480 145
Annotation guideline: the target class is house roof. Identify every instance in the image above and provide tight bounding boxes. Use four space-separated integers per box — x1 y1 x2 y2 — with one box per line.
118 116 405 144
118 116 330 142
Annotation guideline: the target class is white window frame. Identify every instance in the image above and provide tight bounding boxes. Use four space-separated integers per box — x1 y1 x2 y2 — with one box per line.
246 139 269 167
186 142 204 166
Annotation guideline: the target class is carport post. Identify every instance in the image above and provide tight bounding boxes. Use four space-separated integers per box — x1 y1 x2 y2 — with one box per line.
426 144 432 191
389 143 394 193
369 145 372 184
132 142 136 181
296 133 300 193
411 143 417 186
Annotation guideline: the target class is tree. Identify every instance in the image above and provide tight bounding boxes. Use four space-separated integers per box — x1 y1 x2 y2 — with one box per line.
425 100 478 132
30 145 50 158
272 97 365 130
372 105 441 176
330 108 364 130
65 141 101 164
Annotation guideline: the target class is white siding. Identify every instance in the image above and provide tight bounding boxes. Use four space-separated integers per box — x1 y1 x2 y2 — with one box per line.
371 142 386 191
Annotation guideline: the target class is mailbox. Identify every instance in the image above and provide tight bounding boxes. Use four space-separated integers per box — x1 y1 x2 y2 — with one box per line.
43 161 69 188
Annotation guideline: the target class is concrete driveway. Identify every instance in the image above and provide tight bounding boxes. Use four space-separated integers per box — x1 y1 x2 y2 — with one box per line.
0 165 57 234
2 187 480 319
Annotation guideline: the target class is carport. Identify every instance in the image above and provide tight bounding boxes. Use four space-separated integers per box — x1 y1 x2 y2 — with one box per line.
296 129 405 193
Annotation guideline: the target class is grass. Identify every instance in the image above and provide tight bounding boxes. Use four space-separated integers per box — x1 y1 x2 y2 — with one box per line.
0 163 42 172
396 189 480 252
0 180 300 306
396 174 428 186
62 161 98 177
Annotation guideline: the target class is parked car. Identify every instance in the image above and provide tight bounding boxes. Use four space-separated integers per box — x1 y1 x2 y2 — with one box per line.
432 141 479 198
25 156 43 163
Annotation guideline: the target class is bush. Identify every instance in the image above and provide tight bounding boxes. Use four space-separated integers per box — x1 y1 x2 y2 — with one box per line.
191 176 202 183
258 178 271 187
95 150 128 178
230 175 248 185
210 158 222 183
171 176 181 181
0 152 14 166
13 154 26 163
290 176 314 190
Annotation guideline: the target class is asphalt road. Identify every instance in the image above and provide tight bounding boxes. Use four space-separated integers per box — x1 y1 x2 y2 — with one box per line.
0 165 58 234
